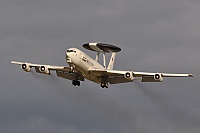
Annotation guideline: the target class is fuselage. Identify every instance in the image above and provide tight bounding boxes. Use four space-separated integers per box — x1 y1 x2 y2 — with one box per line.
66 48 104 83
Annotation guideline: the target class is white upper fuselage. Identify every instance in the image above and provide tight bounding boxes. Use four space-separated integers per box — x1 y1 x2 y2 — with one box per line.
66 48 104 83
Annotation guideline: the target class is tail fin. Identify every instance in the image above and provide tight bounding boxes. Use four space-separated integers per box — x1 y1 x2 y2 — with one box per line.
107 53 116 70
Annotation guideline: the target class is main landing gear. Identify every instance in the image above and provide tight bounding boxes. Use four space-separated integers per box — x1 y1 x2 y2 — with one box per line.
100 82 108 88
100 77 109 88
69 66 80 86
69 66 75 74
72 80 80 86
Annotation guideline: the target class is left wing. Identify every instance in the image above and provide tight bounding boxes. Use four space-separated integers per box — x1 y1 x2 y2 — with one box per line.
88 69 194 84
11 61 84 81
132 71 194 82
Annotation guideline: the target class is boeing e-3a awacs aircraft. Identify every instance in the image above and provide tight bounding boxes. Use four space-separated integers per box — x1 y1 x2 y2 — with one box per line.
11 43 194 88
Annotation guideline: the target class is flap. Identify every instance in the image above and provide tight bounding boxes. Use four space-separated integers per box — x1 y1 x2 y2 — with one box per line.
56 71 84 81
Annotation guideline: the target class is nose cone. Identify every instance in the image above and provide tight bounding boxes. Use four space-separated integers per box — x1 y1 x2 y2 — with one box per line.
66 52 72 63
66 48 77 63
66 51 69 57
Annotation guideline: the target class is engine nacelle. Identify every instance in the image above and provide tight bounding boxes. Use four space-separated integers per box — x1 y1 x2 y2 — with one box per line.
21 63 31 72
124 72 134 81
39 65 50 74
154 73 163 82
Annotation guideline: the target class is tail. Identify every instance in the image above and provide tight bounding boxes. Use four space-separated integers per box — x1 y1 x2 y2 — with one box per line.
107 53 116 70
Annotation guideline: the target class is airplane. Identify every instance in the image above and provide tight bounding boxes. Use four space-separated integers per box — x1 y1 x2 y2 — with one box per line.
11 43 194 88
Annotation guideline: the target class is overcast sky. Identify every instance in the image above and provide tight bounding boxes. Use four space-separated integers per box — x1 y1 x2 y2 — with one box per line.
0 0 200 133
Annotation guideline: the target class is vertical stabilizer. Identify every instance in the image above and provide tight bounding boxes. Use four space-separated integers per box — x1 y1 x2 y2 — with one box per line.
107 53 116 70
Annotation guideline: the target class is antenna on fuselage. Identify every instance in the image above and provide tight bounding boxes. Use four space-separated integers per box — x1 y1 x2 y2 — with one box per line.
95 52 100 61
103 52 106 68
95 51 106 68
83 43 121 69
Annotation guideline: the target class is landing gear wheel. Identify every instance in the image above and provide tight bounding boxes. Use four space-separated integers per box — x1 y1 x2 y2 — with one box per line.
77 81 80 86
69 70 74 74
100 82 108 88
72 80 80 86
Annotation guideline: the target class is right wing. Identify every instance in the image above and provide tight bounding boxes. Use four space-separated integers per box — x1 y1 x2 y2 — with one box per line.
11 61 84 81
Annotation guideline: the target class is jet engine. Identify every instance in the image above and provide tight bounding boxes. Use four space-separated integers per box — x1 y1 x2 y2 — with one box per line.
154 73 163 82
39 65 50 74
21 63 31 72
124 72 134 81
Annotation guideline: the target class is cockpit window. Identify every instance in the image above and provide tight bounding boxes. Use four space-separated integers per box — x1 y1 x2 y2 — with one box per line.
67 50 75 53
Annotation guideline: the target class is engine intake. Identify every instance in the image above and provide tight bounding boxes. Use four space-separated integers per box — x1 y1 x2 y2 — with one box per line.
154 73 163 81
21 63 31 72
39 65 50 74
124 72 134 81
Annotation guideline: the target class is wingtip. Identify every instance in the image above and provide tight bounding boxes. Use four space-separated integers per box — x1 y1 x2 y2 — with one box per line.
10 61 17 64
10 61 23 65
189 74 195 77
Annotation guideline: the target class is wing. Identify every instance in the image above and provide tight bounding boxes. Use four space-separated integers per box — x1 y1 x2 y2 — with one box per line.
11 61 84 81
88 68 194 84
132 71 194 82
132 72 194 77
88 69 134 84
